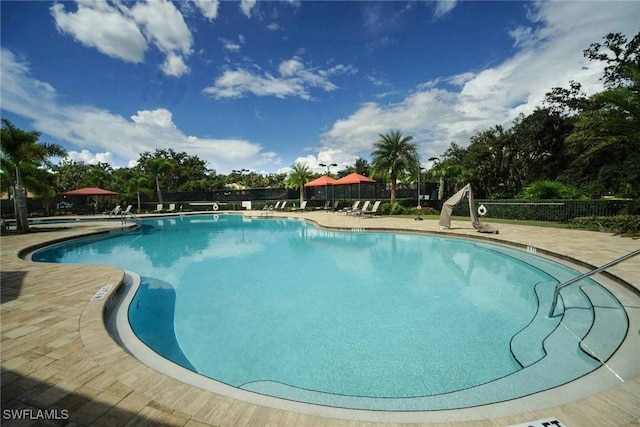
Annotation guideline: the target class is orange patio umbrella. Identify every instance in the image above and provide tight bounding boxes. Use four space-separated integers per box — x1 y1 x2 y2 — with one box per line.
304 176 339 187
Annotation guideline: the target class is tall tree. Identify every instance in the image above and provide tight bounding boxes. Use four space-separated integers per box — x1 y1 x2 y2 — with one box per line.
370 130 419 206
144 157 174 203
1 119 66 231
584 31 640 88
285 162 313 205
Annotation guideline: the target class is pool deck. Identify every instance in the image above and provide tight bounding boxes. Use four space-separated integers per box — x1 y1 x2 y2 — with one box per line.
1 211 639 426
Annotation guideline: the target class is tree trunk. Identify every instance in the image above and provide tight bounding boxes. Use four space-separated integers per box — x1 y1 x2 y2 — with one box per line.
155 176 163 204
438 175 445 200
14 185 30 232
13 166 30 232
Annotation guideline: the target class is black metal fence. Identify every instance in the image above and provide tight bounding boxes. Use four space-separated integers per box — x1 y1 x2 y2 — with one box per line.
452 199 635 222
1 186 635 222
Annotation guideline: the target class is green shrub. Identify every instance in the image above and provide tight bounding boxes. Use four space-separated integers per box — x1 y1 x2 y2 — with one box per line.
518 181 586 200
378 202 410 215
568 215 640 236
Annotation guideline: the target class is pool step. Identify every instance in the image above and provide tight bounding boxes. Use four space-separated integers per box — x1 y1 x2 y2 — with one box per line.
578 284 628 363
510 281 560 367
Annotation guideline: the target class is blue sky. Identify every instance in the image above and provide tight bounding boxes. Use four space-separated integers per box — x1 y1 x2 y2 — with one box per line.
1 1 638 175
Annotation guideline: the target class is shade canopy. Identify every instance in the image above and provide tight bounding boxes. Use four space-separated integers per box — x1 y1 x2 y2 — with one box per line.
335 173 375 185
304 176 339 187
59 187 118 196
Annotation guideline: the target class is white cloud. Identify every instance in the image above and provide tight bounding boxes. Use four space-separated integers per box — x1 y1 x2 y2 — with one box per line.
240 0 257 18
51 0 193 77
193 0 220 21
321 1 638 162
203 57 355 100
50 2 147 63
129 0 192 56
162 52 190 77
130 109 176 128
67 149 114 165
432 0 458 20
0 48 277 173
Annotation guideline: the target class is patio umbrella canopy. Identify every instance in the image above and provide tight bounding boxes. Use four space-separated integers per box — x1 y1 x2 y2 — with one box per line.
304 176 339 187
335 173 375 200
304 176 338 203
335 173 375 185
58 187 118 214
59 187 118 196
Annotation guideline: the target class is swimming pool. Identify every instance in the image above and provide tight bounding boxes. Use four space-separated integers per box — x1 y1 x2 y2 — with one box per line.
31 214 629 411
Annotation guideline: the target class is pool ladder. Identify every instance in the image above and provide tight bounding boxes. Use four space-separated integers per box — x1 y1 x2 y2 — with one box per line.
548 248 640 317
120 211 142 227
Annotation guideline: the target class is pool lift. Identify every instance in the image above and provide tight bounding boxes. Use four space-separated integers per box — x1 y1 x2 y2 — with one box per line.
548 248 640 317
438 183 499 234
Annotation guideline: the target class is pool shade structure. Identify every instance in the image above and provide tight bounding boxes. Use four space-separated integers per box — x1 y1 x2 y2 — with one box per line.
304 176 339 187
59 187 118 214
335 173 375 200
305 176 339 202
59 187 119 196
438 183 499 234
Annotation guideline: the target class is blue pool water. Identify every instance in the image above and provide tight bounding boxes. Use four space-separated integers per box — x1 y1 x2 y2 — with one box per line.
32 214 628 410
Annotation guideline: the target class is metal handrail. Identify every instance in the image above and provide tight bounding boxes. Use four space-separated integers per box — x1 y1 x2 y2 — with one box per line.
548 248 640 317
121 211 142 226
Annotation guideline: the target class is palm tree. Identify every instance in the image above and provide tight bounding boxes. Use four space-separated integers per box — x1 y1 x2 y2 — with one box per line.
568 66 640 157
370 130 419 206
1 119 66 232
125 175 152 213
285 162 313 205
144 157 173 204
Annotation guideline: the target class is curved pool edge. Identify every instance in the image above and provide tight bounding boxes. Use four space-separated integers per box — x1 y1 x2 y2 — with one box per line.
93 214 640 423
6 213 639 425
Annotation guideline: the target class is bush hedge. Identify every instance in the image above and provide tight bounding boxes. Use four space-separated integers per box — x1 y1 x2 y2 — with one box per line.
568 215 640 236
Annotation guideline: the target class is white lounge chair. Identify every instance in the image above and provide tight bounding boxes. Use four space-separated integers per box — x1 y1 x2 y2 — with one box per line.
349 200 370 216
108 205 121 216
167 203 176 213
154 203 163 213
340 201 360 214
361 200 381 218
291 201 307 211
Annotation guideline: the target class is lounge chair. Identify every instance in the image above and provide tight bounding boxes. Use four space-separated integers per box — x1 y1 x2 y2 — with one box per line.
108 205 121 216
340 201 360 215
349 200 370 216
276 201 287 211
167 203 176 213
324 200 340 212
154 203 164 213
273 201 282 210
121 205 132 215
361 200 381 218
291 201 307 211
316 201 331 211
